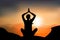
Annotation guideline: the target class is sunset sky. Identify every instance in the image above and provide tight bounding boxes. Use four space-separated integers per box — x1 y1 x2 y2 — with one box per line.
0 0 60 37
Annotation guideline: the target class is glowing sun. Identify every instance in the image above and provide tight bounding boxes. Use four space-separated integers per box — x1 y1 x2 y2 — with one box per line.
33 17 43 28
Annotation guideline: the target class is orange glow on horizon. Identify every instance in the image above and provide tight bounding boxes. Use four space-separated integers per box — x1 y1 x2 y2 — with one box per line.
6 24 59 37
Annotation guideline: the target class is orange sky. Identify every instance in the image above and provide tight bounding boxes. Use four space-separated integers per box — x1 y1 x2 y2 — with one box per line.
0 5 60 37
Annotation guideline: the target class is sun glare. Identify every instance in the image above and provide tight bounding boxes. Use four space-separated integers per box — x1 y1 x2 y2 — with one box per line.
33 17 43 28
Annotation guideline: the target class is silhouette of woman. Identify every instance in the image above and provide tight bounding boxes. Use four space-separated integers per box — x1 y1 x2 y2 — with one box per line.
21 8 37 38
22 8 36 30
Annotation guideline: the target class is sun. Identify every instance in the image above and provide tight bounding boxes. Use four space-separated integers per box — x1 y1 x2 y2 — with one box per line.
33 17 43 28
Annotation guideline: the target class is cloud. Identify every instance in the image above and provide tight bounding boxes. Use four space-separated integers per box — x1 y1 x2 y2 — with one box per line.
0 0 21 16
0 0 60 16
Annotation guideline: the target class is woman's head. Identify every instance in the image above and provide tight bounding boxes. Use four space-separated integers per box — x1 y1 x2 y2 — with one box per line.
26 14 30 20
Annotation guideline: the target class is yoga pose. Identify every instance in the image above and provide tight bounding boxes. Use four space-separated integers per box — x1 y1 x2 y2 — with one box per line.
22 8 36 30
21 8 37 39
